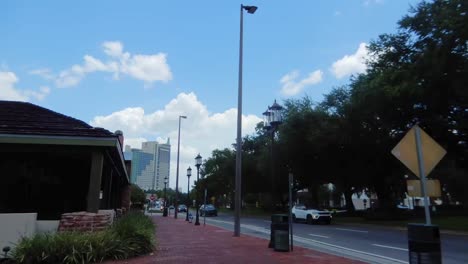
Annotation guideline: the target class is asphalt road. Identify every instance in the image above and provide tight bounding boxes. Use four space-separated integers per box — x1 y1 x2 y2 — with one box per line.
173 211 468 264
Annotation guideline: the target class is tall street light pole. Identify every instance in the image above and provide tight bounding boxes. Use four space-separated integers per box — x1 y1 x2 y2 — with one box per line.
186 167 192 221
235 3 257 238
194 154 202 226
175 115 187 219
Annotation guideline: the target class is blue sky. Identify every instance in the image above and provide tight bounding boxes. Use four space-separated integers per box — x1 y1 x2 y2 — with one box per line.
1 0 420 189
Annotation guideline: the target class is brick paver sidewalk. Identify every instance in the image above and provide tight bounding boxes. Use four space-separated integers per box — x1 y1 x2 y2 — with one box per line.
108 214 365 264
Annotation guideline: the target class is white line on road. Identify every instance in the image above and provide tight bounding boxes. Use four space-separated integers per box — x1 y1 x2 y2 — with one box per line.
335 228 368 233
309 234 329 238
207 219 407 264
372 244 408 251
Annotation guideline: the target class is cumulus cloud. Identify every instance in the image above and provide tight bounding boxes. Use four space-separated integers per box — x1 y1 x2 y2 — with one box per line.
280 70 323 96
90 92 262 188
0 71 50 101
33 41 172 88
331 42 369 79
29 68 55 80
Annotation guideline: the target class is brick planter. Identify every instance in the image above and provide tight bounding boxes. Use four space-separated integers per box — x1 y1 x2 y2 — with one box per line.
58 211 113 232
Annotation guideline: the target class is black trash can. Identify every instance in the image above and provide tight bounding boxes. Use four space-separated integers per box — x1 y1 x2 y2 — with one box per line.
269 214 289 250
408 224 442 264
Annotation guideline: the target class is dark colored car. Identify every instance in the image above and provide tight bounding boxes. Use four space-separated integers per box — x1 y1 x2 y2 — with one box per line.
178 204 187 212
200 204 217 216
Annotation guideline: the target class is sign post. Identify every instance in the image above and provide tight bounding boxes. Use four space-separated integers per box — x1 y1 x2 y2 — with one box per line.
391 125 446 224
288 171 294 252
392 125 446 263
414 126 431 224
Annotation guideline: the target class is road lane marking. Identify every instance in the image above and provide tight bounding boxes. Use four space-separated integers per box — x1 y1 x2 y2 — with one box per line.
206 218 407 264
372 244 408 251
335 228 368 233
308 234 329 238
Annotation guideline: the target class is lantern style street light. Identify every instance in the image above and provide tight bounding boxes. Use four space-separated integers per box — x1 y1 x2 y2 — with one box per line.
186 166 192 221
194 154 202 226
234 3 257 238
263 100 283 248
263 100 284 212
175 115 187 219
163 176 168 217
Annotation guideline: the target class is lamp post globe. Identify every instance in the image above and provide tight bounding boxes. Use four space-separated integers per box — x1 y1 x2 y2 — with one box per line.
163 176 168 217
186 166 192 221
194 154 202 226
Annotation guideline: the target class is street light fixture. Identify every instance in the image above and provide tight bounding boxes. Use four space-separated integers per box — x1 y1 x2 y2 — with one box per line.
163 176 168 217
194 154 202 226
263 100 284 211
263 100 284 248
186 166 192 221
175 115 187 219
234 3 257 238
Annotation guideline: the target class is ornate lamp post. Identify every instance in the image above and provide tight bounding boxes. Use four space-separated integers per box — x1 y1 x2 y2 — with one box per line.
234 3 258 238
263 100 284 213
175 115 187 219
194 154 202 226
163 176 168 217
186 166 192 221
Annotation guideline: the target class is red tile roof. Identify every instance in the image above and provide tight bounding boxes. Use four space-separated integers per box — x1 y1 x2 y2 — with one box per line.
0 100 115 138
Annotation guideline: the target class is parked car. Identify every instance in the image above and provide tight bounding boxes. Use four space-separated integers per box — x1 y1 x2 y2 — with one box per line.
200 204 217 216
291 205 332 224
178 204 187 212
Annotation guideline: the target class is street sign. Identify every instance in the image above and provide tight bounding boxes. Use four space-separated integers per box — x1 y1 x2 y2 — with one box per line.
392 125 446 225
391 125 446 178
407 179 441 197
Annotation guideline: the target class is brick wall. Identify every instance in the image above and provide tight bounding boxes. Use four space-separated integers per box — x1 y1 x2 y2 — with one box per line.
58 211 113 232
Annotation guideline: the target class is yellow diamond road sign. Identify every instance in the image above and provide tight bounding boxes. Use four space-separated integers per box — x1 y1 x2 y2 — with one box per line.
391 125 446 178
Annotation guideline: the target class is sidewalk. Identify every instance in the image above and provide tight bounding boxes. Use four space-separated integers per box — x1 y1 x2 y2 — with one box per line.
109 214 365 264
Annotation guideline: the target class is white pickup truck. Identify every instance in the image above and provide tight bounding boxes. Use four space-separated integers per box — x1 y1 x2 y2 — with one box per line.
291 205 332 224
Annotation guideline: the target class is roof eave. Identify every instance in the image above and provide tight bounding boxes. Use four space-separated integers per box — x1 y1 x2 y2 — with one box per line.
0 133 129 183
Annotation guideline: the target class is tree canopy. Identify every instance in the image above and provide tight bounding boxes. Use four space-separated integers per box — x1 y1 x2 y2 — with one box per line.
196 0 468 211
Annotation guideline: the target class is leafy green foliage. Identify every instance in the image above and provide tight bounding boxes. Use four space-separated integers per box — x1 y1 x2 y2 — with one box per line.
130 184 146 207
11 212 155 264
197 0 468 212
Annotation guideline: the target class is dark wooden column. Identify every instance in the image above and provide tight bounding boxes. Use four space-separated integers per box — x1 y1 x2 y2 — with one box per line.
87 151 104 213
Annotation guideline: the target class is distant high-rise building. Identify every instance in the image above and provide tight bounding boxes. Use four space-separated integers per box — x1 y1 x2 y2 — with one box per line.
124 139 171 190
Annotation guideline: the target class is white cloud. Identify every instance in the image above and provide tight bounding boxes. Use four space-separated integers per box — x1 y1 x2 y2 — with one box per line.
121 53 171 83
0 71 50 101
90 92 262 189
331 42 369 79
37 41 172 88
280 70 323 96
103 41 124 57
24 86 51 101
29 68 55 80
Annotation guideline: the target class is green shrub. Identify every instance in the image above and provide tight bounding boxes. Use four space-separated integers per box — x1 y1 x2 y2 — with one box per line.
130 184 146 207
111 212 155 256
11 212 155 264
